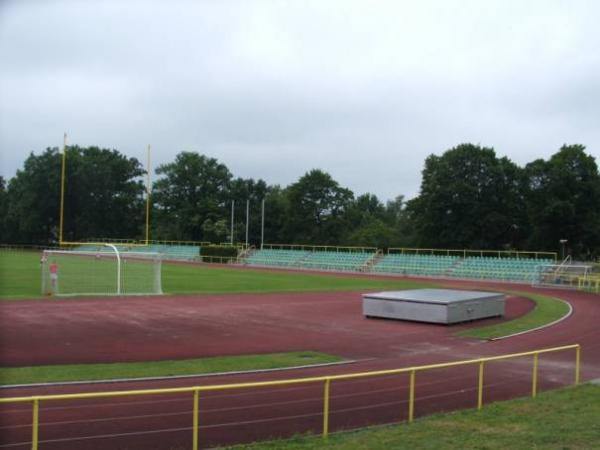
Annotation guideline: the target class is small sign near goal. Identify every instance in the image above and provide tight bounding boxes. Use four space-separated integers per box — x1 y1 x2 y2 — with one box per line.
41 245 163 296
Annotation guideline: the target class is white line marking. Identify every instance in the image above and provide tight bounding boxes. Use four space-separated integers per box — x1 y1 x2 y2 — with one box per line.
490 297 573 341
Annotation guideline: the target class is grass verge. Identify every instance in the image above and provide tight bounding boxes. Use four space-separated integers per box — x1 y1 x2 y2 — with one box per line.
456 291 570 340
228 384 600 450
0 351 343 386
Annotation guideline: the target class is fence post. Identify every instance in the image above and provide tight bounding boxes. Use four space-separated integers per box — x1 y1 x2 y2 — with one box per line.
323 379 331 438
408 370 416 423
32 399 39 450
477 361 484 410
532 353 539 398
192 390 199 450
575 345 581 385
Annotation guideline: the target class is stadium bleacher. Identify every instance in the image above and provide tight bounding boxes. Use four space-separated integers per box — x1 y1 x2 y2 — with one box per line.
76 243 554 282
245 248 375 271
75 243 200 261
372 254 458 277
450 256 554 282
243 248 553 282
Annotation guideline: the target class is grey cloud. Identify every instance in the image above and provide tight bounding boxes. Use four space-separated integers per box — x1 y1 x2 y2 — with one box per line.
1 0 599 201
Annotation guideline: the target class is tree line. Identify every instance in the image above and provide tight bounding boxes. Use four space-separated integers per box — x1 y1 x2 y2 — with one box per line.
1 143 599 259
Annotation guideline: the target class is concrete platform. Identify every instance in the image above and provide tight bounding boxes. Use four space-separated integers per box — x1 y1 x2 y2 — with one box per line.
363 289 505 324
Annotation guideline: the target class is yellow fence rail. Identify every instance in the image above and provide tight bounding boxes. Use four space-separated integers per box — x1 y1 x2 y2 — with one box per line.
0 344 580 450
263 243 377 253
388 247 558 260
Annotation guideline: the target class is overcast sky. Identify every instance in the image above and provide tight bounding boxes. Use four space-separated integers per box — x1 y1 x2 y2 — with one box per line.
1 0 599 201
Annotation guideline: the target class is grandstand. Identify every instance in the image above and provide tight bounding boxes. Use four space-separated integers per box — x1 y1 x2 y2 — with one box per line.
372 254 459 277
72 242 558 283
76 243 200 261
245 245 377 272
243 247 556 283
450 256 554 282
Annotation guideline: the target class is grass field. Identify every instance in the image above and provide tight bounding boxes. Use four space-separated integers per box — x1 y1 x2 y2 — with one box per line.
0 352 342 386
230 384 600 449
0 250 431 299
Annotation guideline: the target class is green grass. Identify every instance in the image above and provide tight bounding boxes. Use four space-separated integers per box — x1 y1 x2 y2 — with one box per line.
228 384 600 450
0 250 43 298
0 351 343 385
456 292 570 340
0 250 431 299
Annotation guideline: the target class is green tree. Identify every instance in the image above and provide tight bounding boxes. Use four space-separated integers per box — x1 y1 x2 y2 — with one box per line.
407 143 525 249
4 146 145 243
525 145 600 258
153 152 232 241
284 169 353 244
344 193 396 247
4 148 61 243
67 146 145 239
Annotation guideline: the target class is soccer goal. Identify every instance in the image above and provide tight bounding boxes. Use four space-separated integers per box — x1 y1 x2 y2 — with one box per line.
41 245 163 296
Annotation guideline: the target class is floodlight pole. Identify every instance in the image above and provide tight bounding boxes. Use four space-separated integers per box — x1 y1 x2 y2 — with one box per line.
105 244 121 295
559 239 568 261
230 200 235 244
260 198 265 250
58 132 68 245
145 144 152 245
245 199 249 246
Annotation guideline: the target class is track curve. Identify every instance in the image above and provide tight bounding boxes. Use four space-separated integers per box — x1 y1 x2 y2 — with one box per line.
0 278 598 449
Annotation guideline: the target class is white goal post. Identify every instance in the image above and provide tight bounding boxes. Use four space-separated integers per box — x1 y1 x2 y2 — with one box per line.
41 245 163 296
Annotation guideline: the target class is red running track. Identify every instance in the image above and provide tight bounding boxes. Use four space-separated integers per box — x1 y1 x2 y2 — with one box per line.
0 277 599 449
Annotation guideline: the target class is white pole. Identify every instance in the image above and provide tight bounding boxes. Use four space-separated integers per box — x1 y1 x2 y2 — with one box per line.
261 198 265 250
230 200 235 244
245 199 249 246
105 244 121 295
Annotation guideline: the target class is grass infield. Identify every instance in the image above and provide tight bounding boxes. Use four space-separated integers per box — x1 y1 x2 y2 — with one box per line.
228 384 600 450
0 250 430 299
0 352 343 386
455 292 570 340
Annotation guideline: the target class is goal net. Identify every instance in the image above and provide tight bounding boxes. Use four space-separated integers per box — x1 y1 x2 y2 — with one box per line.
532 263 591 290
41 248 163 296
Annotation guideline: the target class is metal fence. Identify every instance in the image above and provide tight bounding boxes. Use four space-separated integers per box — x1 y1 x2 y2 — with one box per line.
0 344 580 450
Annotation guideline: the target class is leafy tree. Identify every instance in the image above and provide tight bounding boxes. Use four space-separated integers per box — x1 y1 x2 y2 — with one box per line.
347 217 396 248
345 194 386 229
153 152 232 241
344 193 396 247
284 169 353 244
4 148 62 243
4 146 145 243
67 146 145 239
525 145 600 258
407 143 525 249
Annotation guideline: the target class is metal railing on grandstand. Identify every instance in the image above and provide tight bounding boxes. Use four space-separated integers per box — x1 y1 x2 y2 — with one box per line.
262 243 377 253
0 344 580 450
388 247 558 260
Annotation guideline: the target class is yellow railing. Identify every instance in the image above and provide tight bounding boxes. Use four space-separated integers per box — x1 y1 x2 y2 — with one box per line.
0 344 580 450
263 243 377 253
579 276 600 293
388 247 557 260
